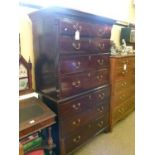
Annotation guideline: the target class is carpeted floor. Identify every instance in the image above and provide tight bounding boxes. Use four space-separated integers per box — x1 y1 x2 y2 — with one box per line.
75 112 135 155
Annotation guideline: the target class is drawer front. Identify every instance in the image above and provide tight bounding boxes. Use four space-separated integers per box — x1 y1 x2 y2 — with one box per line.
60 110 92 136
93 86 110 103
90 54 110 69
92 24 112 38
115 57 135 70
112 96 135 125
113 79 135 92
113 67 133 81
111 86 135 107
92 100 109 119
60 18 92 37
59 69 109 98
59 94 93 119
64 123 93 153
59 86 110 119
93 116 109 134
59 72 90 98
59 54 109 74
59 55 90 74
59 36 111 53
91 38 111 53
59 36 91 53
91 69 109 88
60 18 112 38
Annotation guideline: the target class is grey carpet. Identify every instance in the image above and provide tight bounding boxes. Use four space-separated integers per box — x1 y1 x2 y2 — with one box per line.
75 112 135 155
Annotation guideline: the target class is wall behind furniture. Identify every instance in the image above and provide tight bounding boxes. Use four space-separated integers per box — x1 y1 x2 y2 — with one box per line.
19 12 35 89
111 0 135 47
19 0 135 90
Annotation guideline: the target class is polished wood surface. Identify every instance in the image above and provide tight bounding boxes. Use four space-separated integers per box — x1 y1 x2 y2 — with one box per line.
110 55 135 128
29 7 115 155
19 97 56 139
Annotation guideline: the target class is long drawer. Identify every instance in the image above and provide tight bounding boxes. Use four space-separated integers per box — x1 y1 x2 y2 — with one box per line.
112 67 134 81
59 87 110 119
59 54 109 75
60 18 112 38
112 79 135 93
111 86 135 108
60 102 109 136
59 69 109 98
64 116 108 154
115 57 134 68
112 96 135 125
59 36 111 53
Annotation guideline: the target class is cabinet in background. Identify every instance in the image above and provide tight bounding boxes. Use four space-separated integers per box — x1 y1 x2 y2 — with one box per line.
110 55 135 128
19 97 56 155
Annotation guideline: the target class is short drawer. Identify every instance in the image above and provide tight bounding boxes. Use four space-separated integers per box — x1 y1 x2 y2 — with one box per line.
91 24 112 38
59 36 91 53
91 38 111 53
59 93 93 119
59 55 90 74
90 54 110 69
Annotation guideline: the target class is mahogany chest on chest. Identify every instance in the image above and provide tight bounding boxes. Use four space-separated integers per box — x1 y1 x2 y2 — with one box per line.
29 7 115 155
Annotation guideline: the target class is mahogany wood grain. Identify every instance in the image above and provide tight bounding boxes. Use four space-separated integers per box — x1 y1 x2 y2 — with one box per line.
29 7 115 155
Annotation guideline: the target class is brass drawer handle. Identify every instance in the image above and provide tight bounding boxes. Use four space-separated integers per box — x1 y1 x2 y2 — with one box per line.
121 71 127 75
72 119 81 125
88 72 91 77
72 61 81 69
97 59 104 65
73 136 81 143
72 42 81 50
88 95 92 100
119 95 126 100
98 93 105 100
72 80 81 88
73 23 82 31
118 108 124 113
97 106 104 113
121 82 127 86
98 28 105 36
96 75 103 81
121 60 128 64
72 103 81 110
88 124 92 128
98 121 104 127
98 43 105 50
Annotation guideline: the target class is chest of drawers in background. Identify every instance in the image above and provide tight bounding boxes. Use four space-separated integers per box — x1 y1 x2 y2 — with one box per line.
29 7 115 155
110 55 135 128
